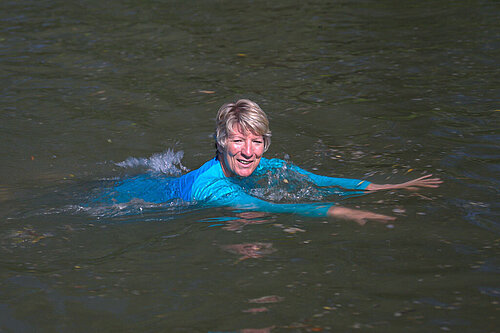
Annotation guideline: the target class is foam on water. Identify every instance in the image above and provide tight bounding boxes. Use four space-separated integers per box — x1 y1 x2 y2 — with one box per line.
239 162 361 203
116 149 189 175
13 149 192 221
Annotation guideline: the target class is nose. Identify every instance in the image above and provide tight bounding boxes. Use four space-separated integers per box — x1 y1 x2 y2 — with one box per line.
242 140 253 157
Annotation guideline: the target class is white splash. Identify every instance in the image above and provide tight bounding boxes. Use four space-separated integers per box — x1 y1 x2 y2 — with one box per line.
116 149 189 175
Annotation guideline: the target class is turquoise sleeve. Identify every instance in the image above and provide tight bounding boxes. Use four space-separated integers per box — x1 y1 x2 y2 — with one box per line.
222 190 332 217
193 177 332 218
288 163 371 190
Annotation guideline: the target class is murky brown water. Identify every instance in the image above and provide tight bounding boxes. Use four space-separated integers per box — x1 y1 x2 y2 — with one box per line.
1 0 499 331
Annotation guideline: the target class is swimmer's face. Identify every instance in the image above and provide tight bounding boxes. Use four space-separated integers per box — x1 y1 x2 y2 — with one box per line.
220 124 264 178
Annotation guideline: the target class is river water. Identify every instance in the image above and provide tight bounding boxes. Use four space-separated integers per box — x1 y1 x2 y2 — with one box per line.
1 0 499 332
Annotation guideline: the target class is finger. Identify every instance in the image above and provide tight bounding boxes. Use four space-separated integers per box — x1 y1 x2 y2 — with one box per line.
415 174 434 180
412 177 443 186
411 175 439 183
422 177 442 182
420 180 443 187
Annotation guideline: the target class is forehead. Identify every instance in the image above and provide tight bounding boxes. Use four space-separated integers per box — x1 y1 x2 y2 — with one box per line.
228 123 262 138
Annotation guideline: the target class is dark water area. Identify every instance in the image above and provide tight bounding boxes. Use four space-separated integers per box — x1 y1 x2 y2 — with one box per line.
1 0 499 332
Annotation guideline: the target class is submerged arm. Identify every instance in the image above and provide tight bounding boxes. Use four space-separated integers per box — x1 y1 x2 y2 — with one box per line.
234 193 395 224
205 184 394 223
327 206 395 225
215 189 332 218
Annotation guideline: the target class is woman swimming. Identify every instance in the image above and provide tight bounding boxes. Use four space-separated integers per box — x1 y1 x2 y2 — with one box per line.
98 99 441 224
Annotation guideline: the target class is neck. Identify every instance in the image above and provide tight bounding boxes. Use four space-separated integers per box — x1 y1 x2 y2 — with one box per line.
217 152 233 177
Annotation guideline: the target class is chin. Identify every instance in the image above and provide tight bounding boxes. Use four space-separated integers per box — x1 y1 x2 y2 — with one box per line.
234 166 257 178
236 170 253 177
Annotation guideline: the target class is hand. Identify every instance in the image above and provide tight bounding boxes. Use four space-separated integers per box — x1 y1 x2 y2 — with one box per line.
366 174 442 191
328 206 396 226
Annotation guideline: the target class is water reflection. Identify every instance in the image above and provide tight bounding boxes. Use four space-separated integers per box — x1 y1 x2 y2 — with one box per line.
222 212 272 232
221 242 276 262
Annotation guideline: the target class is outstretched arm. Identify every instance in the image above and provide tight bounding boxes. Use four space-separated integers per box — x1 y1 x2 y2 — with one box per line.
289 161 441 193
208 186 396 224
230 193 396 225
201 180 394 222
289 163 371 191
365 174 442 191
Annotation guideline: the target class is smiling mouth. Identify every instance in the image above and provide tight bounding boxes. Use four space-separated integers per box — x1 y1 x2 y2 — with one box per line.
237 159 253 165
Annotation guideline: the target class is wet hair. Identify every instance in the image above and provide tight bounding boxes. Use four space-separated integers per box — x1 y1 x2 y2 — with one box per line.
215 99 272 153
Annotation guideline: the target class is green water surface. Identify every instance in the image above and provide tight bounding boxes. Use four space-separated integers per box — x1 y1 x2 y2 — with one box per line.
1 0 499 332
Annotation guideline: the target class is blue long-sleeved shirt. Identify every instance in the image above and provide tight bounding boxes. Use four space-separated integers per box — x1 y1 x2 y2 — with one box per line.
97 157 371 217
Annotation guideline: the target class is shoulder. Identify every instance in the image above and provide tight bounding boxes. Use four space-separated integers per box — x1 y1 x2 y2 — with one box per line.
198 157 222 178
191 158 235 201
196 157 219 172
177 157 220 201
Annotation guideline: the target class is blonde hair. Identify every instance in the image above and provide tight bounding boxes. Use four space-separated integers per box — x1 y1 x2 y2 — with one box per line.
215 99 272 153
